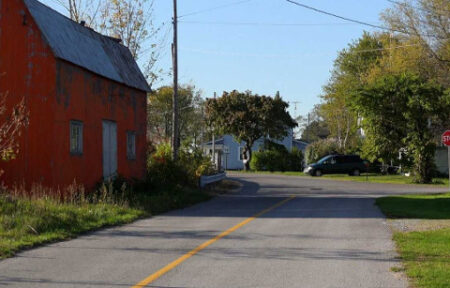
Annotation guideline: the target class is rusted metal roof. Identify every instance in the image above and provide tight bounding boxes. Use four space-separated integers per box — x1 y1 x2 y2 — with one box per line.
24 0 151 92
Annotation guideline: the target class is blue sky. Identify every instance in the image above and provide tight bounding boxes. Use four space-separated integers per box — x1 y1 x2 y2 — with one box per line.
40 0 392 119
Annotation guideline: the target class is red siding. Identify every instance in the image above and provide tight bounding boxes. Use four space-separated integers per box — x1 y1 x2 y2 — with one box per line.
0 0 147 190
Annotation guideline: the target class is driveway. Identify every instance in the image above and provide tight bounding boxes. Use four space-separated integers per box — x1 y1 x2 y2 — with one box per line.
0 174 446 287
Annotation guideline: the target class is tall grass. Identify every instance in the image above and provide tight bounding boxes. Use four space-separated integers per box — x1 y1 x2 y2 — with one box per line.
0 179 210 259
0 182 144 258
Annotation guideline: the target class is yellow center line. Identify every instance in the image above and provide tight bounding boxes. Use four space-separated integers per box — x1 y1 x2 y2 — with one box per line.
131 196 296 288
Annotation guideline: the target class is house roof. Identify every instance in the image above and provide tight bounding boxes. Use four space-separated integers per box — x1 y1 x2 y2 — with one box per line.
293 139 309 145
24 0 151 92
292 139 309 150
203 138 225 146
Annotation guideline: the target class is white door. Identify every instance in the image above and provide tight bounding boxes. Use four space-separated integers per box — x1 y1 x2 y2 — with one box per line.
103 121 117 179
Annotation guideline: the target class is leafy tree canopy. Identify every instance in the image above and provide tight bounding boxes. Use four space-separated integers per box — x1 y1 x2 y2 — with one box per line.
320 32 383 152
355 72 449 183
148 85 205 148
205 90 297 170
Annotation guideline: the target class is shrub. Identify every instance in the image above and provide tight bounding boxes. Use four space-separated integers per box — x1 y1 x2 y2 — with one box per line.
195 162 216 177
146 143 217 189
147 143 189 189
250 143 304 172
289 147 304 171
250 151 268 171
179 147 216 183
305 138 342 164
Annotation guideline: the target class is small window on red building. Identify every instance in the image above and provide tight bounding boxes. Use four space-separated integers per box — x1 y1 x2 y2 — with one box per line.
70 121 83 155
127 131 136 160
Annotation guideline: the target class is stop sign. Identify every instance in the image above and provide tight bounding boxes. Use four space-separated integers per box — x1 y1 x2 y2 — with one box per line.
443 130 450 147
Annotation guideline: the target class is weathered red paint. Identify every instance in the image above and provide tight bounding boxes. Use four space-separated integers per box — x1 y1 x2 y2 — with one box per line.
0 0 147 190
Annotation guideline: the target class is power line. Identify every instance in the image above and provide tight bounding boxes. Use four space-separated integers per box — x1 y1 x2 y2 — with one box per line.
178 0 254 19
179 20 361 27
180 43 422 58
285 0 445 40
285 0 406 33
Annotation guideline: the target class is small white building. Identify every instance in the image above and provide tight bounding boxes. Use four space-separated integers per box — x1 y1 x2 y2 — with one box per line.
203 130 296 170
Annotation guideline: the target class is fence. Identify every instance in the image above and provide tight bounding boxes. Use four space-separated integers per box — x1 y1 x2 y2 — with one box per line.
200 172 226 188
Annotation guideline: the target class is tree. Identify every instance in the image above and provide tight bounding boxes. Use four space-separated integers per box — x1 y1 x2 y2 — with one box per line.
381 0 450 86
301 120 330 143
56 0 164 85
52 0 101 26
297 105 330 143
320 33 383 151
356 73 449 183
205 90 297 171
0 92 28 165
148 85 205 148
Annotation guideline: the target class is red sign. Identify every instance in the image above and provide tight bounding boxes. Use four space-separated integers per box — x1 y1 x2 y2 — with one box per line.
442 130 450 147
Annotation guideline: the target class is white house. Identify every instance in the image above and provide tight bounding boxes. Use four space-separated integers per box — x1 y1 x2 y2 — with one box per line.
203 130 296 170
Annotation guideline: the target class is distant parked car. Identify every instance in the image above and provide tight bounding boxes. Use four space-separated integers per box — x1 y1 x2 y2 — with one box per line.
304 155 369 177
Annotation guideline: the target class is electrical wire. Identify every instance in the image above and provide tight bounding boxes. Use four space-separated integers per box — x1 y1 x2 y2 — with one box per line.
180 43 422 59
285 0 406 33
285 0 446 40
178 0 254 19
179 20 360 27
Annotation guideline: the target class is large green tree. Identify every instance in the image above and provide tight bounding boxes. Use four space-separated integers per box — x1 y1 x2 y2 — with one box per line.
320 32 384 151
148 85 205 148
205 91 297 171
356 73 449 183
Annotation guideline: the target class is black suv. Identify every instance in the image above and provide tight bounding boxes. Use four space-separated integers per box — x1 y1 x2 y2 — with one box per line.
304 155 368 177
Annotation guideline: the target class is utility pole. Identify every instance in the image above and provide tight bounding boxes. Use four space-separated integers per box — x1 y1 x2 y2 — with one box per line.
211 92 216 168
171 0 179 160
289 101 301 119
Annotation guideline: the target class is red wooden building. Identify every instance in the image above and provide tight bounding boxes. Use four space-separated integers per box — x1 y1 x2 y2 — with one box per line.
0 0 149 189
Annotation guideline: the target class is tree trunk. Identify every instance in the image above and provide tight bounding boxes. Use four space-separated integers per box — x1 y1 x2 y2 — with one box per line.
242 144 253 171
413 143 435 184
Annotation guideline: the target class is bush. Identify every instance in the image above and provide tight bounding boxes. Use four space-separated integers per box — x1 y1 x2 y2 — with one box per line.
289 147 304 171
179 147 216 182
305 138 342 164
146 143 217 189
250 151 268 171
146 143 189 189
250 142 304 172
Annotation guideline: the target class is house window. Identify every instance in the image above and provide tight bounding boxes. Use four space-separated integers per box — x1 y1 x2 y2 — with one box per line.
127 131 136 160
70 121 83 155
239 146 245 161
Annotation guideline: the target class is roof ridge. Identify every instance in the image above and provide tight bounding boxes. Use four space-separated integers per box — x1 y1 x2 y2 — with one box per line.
30 0 122 46
23 0 150 92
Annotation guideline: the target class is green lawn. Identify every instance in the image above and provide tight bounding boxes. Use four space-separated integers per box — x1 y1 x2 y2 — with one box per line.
231 170 448 187
376 193 450 219
376 193 450 288
0 188 210 259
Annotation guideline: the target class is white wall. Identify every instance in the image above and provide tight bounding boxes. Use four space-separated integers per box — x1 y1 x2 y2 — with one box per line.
435 147 449 176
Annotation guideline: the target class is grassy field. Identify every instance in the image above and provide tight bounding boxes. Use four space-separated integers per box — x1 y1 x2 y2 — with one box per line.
0 187 211 259
376 194 450 288
231 170 449 187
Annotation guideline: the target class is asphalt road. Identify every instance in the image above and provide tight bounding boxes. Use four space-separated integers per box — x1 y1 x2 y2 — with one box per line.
0 174 446 288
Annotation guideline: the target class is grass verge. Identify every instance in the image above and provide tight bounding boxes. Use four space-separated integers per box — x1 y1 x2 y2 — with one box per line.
230 170 448 187
376 193 450 288
376 193 450 219
0 187 211 259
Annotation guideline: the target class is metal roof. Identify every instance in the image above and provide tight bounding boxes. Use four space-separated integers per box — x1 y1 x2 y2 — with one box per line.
24 0 151 92
203 138 225 146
